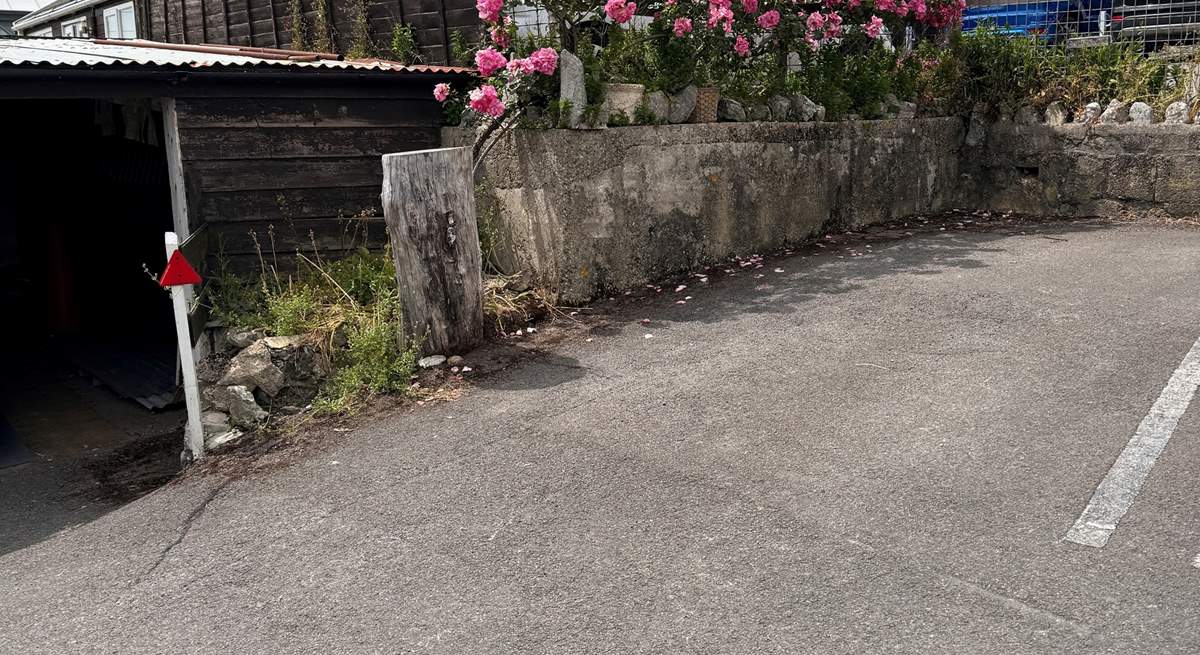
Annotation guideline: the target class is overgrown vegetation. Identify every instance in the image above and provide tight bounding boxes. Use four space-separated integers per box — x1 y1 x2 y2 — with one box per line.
206 235 422 414
913 26 1184 117
346 0 375 58
312 0 333 53
390 23 420 63
288 0 308 51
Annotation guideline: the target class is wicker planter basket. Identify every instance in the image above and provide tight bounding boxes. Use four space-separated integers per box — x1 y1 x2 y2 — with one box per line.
689 86 719 123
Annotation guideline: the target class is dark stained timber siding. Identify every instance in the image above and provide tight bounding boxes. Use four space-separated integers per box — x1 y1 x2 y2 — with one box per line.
174 96 442 271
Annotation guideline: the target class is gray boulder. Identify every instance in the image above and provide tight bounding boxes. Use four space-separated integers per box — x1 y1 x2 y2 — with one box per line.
201 411 232 437
747 104 770 122
895 101 917 119
1128 101 1153 124
790 94 821 121
717 97 746 122
644 90 670 123
215 327 266 355
204 385 267 428
667 85 697 124
1098 99 1130 124
219 340 285 397
1164 100 1190 124
1044 102 1067 126
1014 105 1040 125
1078 102 1103 124
767 95 791 122
559 50 587 128
419 355 447 369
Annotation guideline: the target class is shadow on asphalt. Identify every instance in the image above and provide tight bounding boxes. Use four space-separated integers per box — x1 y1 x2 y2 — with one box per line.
618 217 1115 329
472 353 589 391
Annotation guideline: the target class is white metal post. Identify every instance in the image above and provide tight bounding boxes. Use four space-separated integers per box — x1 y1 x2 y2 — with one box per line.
165 231 205 461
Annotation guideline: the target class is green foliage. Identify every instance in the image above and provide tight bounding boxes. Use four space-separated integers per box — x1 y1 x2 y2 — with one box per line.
389 23 419 63
548 98 573 128
601 26 658 85
449 29 474 67
312 0 332 53
916 26 1179 116
314 292 421 413
207 239 417 412
289 0 308 51
633 98 659 125
346 0 374 59
608 110 631 126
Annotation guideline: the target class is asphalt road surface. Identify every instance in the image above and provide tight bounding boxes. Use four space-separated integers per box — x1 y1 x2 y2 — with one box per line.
3 219 1200 654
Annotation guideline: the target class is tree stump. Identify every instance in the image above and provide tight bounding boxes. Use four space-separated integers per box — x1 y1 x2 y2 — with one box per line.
381 147 484 355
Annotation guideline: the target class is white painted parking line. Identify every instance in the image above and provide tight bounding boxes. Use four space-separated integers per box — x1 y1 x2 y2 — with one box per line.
1066 335 1200 548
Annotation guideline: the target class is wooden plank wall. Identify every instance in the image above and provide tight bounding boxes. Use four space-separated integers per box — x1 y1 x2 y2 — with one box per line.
172 95 442 272
142 0 482 64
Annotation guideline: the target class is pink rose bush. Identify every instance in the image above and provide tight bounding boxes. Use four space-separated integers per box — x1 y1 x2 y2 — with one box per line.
604 0 638 23
436 0 561 123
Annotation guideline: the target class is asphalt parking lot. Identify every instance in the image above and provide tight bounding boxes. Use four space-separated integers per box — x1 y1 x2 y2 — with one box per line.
2 218 1199 654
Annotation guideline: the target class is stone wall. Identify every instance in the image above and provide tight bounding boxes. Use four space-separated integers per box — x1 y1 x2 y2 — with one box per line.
457 118 1200 304
452 118 965 303
962 123 1200 219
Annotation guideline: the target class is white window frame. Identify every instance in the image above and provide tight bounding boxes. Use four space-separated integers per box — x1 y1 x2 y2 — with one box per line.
60 17 87 37
29 26 53 37
102 1 137 39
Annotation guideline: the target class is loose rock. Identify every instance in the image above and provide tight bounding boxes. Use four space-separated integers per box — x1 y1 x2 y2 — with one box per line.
559 50 587 128
201 410 231 436
767 95 791 122
1164 100 1190 124
447 355 467 367
1098 99 1129 124
219 340 285 397
1128 101 1153 124
644 90 669 123
667 85 697 124
1078 102 1103 124
1044 102 1067 126
206 385 267 428
790 94 821 121
895 101 917 119
419 355 447 369
717 97 746 122
748 104 770 122
1014 105 1040 125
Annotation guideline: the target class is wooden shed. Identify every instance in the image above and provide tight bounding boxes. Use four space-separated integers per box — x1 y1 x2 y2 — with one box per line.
0 37 468 409
12 0 482 64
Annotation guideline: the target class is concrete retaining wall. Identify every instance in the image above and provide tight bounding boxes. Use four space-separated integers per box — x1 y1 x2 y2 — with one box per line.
963 124 1200 219
457 119 1200 304
451 119 964 303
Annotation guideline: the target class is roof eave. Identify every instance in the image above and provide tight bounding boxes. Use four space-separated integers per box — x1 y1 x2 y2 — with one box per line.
13 0 102 31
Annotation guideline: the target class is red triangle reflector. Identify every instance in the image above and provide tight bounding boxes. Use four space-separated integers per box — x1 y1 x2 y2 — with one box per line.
160 250 203 288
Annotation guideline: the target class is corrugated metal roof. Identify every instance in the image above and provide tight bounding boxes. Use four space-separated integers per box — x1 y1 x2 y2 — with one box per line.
0 38 472 74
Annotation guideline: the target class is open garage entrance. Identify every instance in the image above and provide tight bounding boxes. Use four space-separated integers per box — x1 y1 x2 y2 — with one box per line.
0 98 183 499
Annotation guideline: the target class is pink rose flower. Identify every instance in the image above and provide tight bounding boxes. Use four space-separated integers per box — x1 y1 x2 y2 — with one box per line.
489 24 510 48
506 57 535 75
474 47 508 77
433 83 451 102
604 0 637 23
733 34 750 56
741 0 758 13
805 11 825 30
875 0 895 11
824 11 843 37
673 16 693 36
756 9 780 28
865 14 884 38
528 47 558 75
476 0 503 23
708 0 734 32
468 85 506 117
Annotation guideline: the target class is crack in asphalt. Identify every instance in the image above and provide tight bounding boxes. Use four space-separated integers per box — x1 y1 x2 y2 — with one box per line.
132 477 233 585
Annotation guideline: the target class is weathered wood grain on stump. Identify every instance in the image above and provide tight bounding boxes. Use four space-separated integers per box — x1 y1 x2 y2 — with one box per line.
381 147 484 355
